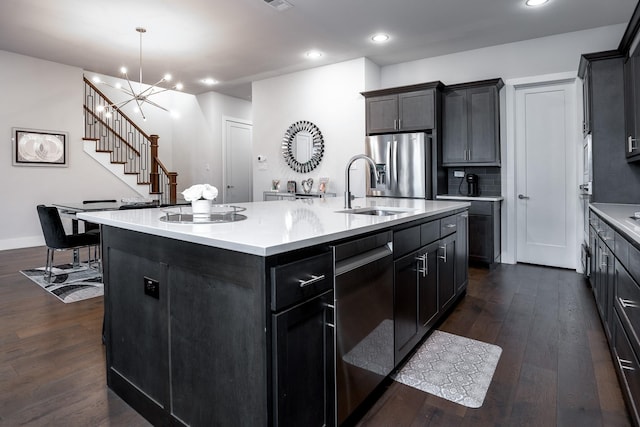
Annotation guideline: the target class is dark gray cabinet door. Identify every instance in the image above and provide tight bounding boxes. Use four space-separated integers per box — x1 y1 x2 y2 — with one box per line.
394 251 420 363
366 95 398 134
583 62 592 137
468 86 499 164
438 234 457 310
455 212 469 294
469 214 492 263
418 241 440 329
273 290 335 427
442 81 501 166
625 54 640 160
398 90 435 131
442 89 467 164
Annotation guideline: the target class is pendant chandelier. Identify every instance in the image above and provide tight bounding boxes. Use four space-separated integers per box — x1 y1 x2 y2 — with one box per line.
94 27 182 121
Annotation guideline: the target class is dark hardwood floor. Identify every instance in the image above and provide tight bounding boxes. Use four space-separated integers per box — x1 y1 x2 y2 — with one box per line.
0 247 632 426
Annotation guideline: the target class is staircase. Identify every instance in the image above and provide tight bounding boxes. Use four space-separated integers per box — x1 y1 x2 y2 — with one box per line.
82 76 177 205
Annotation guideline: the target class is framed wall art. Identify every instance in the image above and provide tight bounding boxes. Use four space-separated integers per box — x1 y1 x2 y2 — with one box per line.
12 128 68 167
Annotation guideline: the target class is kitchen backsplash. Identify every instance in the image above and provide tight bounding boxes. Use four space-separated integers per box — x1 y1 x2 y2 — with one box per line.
445 167 502 197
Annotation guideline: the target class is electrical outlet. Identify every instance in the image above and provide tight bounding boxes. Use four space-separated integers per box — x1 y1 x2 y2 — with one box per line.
144 277 159 299
454 170 465 178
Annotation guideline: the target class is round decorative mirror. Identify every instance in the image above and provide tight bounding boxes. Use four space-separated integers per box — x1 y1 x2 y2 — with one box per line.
282 120 324 173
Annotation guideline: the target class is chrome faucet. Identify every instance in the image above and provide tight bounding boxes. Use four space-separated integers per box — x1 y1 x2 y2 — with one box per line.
344 154 379 209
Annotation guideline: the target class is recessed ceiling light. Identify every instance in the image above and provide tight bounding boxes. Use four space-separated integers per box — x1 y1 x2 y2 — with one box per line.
202 78 218 85
305 50 323 59
371 33 390 43
525 0 549 6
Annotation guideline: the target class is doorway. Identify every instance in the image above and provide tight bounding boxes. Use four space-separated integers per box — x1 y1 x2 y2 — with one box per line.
223 118 253 203
514 81 577 269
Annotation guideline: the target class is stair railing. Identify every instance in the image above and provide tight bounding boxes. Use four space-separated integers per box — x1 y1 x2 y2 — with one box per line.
83 76 177 205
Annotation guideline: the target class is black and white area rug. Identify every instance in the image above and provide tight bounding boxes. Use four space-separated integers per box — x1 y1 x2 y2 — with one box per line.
20 263 103 303
392 330 502 408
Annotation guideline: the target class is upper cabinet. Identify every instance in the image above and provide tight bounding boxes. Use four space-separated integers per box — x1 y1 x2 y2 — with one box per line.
442 79 503 167
620 5 640 162
362 82 443 135
625 49 640 161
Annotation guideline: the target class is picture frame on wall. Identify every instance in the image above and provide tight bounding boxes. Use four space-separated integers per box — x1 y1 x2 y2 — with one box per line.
11 127 68 167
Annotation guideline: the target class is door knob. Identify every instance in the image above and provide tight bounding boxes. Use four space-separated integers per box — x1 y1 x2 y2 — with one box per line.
518 194 530 200
227 185 234 189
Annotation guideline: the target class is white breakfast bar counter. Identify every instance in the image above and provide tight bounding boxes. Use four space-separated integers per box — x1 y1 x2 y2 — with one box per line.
78 197 470 256
79 197 469 427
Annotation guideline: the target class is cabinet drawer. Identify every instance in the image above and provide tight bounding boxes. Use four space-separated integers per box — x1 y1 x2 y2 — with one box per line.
394 225 421 258
271 252 333 311
613 312 640 423
630 243 640 286
617 260 640 356
420 220 440 246
469 201 492 215
440 215 457 237
615 231 629 267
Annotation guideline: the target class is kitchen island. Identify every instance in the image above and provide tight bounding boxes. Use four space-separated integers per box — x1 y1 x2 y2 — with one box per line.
79 197 469 427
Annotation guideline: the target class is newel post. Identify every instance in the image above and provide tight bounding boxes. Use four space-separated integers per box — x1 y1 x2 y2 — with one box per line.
168 172 178 205
150 134 160 194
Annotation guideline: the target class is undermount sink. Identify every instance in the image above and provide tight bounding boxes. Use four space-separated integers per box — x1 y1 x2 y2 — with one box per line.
336 207 412 216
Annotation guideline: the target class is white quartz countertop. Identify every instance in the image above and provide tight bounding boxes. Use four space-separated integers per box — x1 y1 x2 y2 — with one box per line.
436 195 504 202
78 197 469 256
590 203 640 247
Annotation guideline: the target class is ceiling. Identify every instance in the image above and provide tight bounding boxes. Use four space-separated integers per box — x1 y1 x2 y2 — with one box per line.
0 0 637 100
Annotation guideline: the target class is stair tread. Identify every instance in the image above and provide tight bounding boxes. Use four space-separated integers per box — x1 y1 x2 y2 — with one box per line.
82 137 100 141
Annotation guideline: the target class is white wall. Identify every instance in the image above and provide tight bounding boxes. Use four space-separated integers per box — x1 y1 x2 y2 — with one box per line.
0 51 141 250
0 51 251 250
252 58 373 202
189 92 252 193
380 24 626 88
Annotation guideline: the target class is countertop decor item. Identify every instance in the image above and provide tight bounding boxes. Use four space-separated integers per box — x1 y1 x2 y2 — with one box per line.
182 184 218 217
319 177 329 193
301 178 313 193
282 120 325 173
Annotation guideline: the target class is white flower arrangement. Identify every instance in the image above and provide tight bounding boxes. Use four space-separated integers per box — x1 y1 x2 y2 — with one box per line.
181 184 218 202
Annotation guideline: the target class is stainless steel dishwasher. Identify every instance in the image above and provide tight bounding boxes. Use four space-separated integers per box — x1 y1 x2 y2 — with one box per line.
332 231 394 425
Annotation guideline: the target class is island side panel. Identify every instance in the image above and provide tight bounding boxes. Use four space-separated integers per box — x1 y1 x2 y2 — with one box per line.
102 226 269 426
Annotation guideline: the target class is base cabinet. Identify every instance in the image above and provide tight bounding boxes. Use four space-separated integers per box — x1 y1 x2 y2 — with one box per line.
468 201 501 266
392 211 468 365
590 208 640 426
273 290 335 427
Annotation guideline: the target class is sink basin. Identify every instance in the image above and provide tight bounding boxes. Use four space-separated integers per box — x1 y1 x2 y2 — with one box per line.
336 207 412 216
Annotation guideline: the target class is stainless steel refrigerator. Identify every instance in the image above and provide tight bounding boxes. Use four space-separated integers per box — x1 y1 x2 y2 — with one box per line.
365 132 432 199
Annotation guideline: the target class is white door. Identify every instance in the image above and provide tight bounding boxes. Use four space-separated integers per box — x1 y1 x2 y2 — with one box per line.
223 119 253 203
515 82 577 268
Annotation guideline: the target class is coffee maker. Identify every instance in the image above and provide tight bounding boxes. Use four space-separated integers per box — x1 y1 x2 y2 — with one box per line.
466 173 479 197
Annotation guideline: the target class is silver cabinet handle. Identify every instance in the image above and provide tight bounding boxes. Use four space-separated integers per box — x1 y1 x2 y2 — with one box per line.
398 118 402 129
416 253 428 277
619 297 640 309
618 357 636 372
446 224 456 228
394 119 398 130
298 274 325 288
518 194 530 200
439 244 447 262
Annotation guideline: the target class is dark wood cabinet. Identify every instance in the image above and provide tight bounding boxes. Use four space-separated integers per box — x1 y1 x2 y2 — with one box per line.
624 53 640 161
273 290 335 427
362 82 443 135
582 61 592 136
589 208 640 426
438 233 457 310
455 212 469 293
442 79 503 166
468 200 501 266
393 211 467 365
